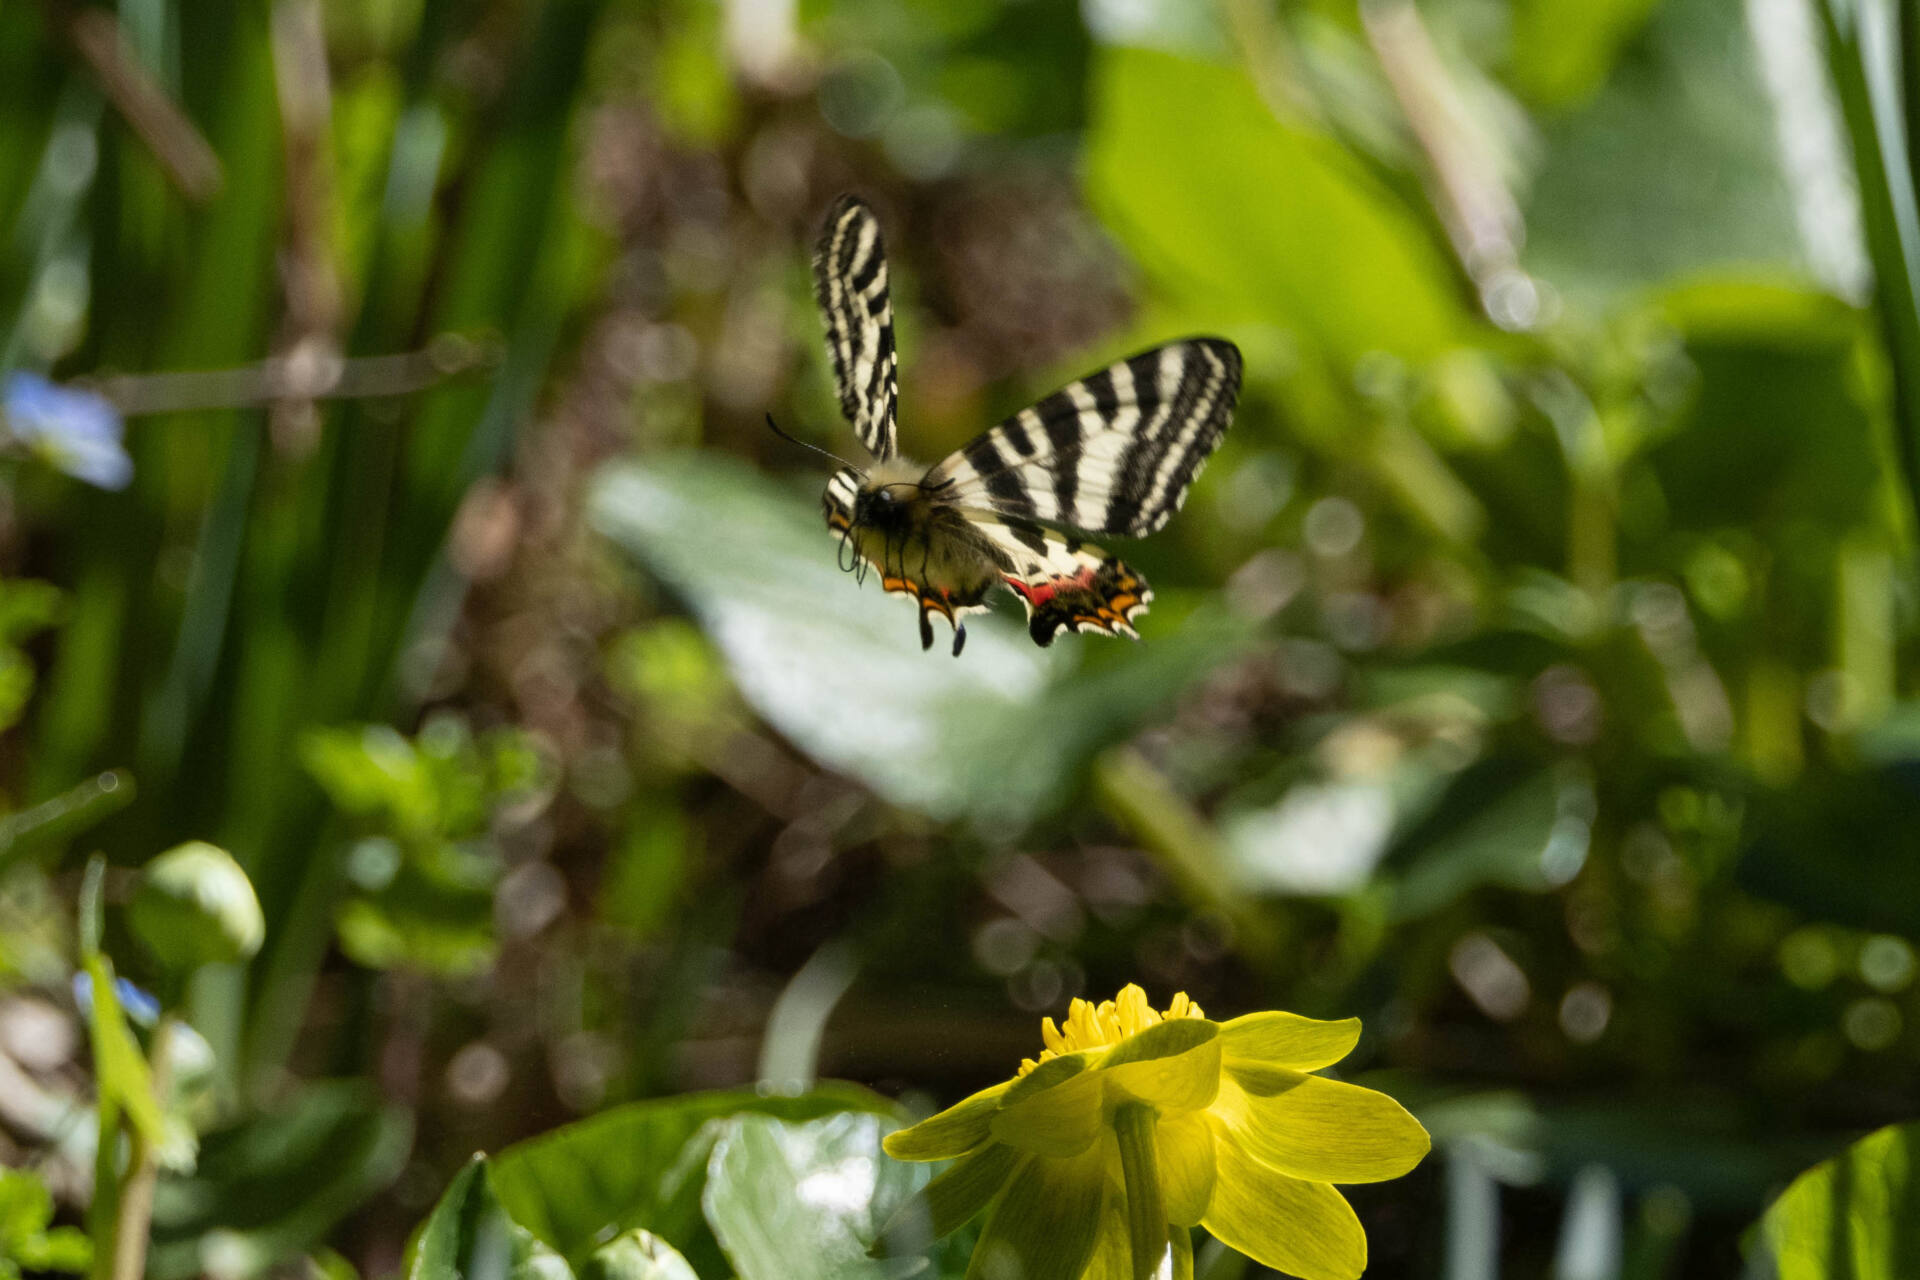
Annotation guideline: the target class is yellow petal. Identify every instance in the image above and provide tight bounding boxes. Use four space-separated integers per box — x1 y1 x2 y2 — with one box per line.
873 1143 1022 1256
967 1143 1107 1280
1101 1018 1221 1112
1081 1184 1194 1280
1201 1118 1367 1280
992 1056 1105 1157
1078 1184 1132 1280
1216 1063 1430 1183
1216 1011 1360 1070
884 1080 1013 1161
1155 1111 1216 1226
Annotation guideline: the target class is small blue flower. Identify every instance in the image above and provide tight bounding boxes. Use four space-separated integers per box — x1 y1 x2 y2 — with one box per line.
2 371 133 491
71 971 162 1026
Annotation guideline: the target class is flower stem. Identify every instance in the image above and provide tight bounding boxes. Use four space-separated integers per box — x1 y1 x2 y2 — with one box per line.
1113 1102 1166 1280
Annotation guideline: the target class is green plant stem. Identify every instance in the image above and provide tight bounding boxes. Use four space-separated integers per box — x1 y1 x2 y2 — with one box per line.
1114 1102 1166 1280
109 1014 174 1280
85 1097 121 1280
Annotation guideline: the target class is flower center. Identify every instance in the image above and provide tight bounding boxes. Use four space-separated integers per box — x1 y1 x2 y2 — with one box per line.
1018 983 1205 1076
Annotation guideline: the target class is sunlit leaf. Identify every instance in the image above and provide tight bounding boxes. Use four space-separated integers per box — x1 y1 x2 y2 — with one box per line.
703 1112 926 1280
1755 1120 1920 1279
408 1157 573 1280
489 1084 898 1271
1520 0 1806 305
1085 46 1471 361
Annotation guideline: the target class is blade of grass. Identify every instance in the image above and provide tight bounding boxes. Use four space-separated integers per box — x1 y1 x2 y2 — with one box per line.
1819 0 1920 522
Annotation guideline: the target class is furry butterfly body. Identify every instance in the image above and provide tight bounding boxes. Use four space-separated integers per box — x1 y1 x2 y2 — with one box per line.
810 195 1241 656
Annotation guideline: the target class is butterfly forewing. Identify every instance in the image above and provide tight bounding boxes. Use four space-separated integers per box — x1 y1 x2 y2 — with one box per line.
812 196 899 461
929 339 1242 537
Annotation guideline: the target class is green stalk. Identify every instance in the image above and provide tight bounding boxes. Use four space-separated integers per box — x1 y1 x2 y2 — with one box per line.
110 1014 174 1280
1114 1102 1167 1280
1819 0 1920 523
85 1096 121 1280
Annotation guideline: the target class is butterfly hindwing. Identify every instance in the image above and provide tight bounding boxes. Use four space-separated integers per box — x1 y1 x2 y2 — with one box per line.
928 339 1241 537
812 196 899 462
962 509 1152 646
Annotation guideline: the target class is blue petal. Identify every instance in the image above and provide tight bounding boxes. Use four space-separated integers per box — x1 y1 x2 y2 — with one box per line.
71 971 162 1026
2 372 132 490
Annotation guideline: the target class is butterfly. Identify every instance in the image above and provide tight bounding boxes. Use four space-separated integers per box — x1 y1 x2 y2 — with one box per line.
802 195 1242 657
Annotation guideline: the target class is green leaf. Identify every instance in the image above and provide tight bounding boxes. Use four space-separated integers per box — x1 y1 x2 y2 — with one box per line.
702 1112 926 1280
589 454 1246 825
874 1142 1021 1255
488 1085 898 1270
149 1081 412 1280
1085 46 1470 362
1386 764 1590 921
1520 0 1806 306
82 954 164 1147
0 1168 88 1275
1737 761 1920 937
408 1156 573 1280
1507 0 1663 109
1646 281 1890 538
581 1231 700 1280
1755 1120 1920 1279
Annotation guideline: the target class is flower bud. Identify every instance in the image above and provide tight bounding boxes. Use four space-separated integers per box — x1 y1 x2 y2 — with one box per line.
129 842 264 973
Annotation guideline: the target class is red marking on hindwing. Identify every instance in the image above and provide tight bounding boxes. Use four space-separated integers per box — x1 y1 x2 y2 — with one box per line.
1002 565 1097 606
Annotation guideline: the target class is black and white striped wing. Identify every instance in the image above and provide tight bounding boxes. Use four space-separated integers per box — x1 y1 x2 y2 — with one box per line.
927 339 1241 536
812 195 899 461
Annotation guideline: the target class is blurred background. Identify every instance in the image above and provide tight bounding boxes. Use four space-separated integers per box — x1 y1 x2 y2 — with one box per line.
0 0 1917 1276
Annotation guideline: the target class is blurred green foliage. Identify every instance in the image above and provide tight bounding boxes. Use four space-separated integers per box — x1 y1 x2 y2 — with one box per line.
1754 1119 1920 1279
0 0 1913 1275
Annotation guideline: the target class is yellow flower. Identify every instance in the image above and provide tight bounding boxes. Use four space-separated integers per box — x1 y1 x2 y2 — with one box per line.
878 985 1429 1280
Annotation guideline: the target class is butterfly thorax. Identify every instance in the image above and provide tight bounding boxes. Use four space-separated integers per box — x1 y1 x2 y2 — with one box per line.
825 460 1002 601
848 458 935 536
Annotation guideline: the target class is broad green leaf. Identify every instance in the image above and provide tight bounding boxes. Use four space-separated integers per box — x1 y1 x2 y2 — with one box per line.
1387 764 1590 921
589 453 1246 824
1755 1120 1920 1279
1738 761 1920 938
1646 281 1890 538
408 1156 572 1280
1520 0 1807 306
1507 0 1663 109
149 1082 412 1280
703 1112 926 1280
1085 46 1470 362
0 1167 89 1276
488 1085 897 1270
581 1231 700 1280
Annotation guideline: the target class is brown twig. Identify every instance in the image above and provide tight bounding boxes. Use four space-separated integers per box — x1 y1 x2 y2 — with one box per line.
57 4 223 204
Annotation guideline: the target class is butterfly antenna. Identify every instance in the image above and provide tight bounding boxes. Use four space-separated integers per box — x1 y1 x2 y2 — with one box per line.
765 414 862 473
